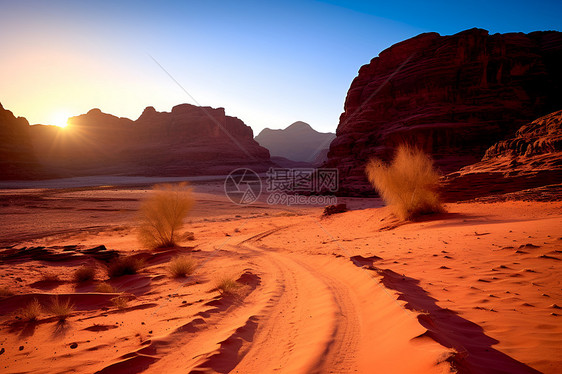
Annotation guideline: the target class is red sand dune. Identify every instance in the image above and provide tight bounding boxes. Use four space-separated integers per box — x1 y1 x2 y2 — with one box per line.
0 186 560 373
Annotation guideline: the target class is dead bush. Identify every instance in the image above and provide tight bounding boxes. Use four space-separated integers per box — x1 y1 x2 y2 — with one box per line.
73 266 96 283
168 255 197 278
48 296 74 321
17 298 42 321
137 182 194 249
107 256 143 278
366 145 444 220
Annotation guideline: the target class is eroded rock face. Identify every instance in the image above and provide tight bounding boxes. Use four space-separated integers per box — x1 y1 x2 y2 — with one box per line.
443 110 562 201
29 103 271 176
0 103 43 180
483 109 562 159
325 28 562 195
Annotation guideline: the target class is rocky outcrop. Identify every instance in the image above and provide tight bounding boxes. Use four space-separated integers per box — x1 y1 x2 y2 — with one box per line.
28 104 271 177
443 110 562 201
482 109 562 159
0 103 44 180
130 104 271 175
325 28 562 195
255 121 335 163
30 109 134 174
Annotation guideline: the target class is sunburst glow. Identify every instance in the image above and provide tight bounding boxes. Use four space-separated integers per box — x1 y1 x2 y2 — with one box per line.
50 111 71 128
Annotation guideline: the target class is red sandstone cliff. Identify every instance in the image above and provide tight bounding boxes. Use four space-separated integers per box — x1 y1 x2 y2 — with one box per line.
0 103 44 180
443 110 562 201
325 28 562 195
23 104 271 177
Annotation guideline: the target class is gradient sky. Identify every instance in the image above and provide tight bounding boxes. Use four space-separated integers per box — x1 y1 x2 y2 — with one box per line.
1 0 561 133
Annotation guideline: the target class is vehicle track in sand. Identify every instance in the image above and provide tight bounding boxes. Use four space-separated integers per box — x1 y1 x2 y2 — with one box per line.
94 225 449 374
232 228 362 374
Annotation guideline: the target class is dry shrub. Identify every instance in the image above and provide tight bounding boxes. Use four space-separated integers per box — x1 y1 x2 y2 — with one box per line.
48 296 74 321
107 256 143 278
41 273 60 282
18 298 42 321
95 282 116 293
0 286 14 297
168 255 197 278
111 295 129 309
137 182 194 249
73 266 96 283
181 231 195 241
366 145 444 220
215 275 240 295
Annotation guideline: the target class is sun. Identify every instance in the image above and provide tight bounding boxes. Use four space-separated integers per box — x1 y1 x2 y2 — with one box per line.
50 111 71 128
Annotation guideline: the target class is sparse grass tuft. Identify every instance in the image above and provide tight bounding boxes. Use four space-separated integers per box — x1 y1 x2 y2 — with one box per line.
137 182 194 249
215 275 240 295
73 266 96 283
181 231 195 241
111 295 129 309
0 286 14 297
18 298 42 321
107 256 144 278
41 273 60 282
48 296 74 321
366 145 444 221
95 282 116 293
168 255 197 278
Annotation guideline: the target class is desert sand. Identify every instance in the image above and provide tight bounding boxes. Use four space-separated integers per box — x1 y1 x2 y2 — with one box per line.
0 180 560 374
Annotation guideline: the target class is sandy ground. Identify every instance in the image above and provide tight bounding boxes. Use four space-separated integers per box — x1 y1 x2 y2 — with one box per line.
0 181 560 373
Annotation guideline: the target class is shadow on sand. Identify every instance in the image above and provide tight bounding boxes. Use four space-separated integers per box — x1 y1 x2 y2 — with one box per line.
374 268 541 374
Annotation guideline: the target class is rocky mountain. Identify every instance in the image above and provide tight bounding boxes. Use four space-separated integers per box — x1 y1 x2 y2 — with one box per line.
4 103 271 179
325 28 562 195
443 109 562 201
255 121 335 163
0 103 44 180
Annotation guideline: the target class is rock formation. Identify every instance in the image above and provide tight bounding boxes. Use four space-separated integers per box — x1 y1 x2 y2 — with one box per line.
482 109 562 160
0 103 44 180
255 121 335 163
325 28 562 195
443 110 562 201
5 103 271 178
30 109 134 175
129 104 271 175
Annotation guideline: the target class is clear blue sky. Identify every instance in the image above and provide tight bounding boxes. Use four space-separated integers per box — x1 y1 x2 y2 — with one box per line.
1 0 560 133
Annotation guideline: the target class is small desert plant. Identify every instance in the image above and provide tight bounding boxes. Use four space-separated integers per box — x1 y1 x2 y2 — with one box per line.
215 275 240 295
366 145 444 221
168 255 197 278
137 182 194 249
111 295 129 309
107 256 144 278
73 266 96 283
41 273 60 282
0 286 14 297
181 231 195 241
95 282 116 293
18 298 42 321
48 296 74 321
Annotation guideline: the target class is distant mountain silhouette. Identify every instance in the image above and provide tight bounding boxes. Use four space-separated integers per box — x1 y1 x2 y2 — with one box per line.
255 121 335 163
1 103 272 179
0 102 45 179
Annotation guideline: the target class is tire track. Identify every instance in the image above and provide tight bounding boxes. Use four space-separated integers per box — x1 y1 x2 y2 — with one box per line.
236 240 359 373
296 259 360 374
